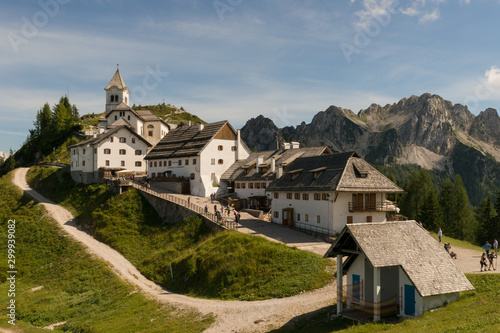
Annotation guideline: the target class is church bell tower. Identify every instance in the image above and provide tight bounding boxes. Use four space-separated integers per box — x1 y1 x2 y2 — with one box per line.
104 65 130 114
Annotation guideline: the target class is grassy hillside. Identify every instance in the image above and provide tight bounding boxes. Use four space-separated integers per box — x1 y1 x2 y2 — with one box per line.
27 166 334 301
0 171 213 332
271 274 500 332
133 104 205 125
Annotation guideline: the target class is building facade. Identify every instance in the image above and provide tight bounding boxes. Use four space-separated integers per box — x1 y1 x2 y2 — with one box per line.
266 152 405 236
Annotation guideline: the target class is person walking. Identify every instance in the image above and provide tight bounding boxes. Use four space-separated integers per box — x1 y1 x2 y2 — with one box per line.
480 253 488 272
493 239 498 258
487 252 495 271
482 241 492 256
438 228 443 242
204 205 208 214
214 204 217 214
187 196 190 207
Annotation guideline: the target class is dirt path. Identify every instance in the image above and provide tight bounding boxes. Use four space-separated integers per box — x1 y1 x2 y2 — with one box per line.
12 168 336 333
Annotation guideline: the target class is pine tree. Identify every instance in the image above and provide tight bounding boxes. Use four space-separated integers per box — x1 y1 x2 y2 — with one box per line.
453 175 477 242
400 169 433 219
475 196 497 245
8 148 15 171
418 189 442 232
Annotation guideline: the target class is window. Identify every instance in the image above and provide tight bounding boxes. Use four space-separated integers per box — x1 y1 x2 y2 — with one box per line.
218 145 223 151
218 159 223 165
121 161 125 167
178 160 182 166
115 115 117 120
231 146 236 151
119 137 126 143
190 173 195 180
106 160 110 166
119 149 126 155
110 137 114 142
211 159 215 165
168 160 172 166
302 193 309 200
132 138 135 143
135 150 141 155
261 183 266 189
110 95 115 102
249 183 254 189
314 193 321 200
256 183 261 189
94 148 97 154
135 161 142 167
154 161 157 167
367 216 373 222
295 193 300 200
274 211 279 218
82 160 85 166
305 214 309 222
322 193 328 201
73 149 76 155
185 159 189 165
297 214 301 221
128 115 131 121
241 183 246 189
317 215 321 223
347 216 353 224
152 172 156 178
236 183 240 189
83 149 86 154
147 125 154 128
148 131 153 136
286 193 293 199
149 162 153 167
193 159 197 165
104 148 111 154
274 192 279 199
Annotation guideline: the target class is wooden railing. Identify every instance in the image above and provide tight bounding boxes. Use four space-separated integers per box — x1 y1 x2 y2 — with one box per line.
348 201 399 213
127 181 236 230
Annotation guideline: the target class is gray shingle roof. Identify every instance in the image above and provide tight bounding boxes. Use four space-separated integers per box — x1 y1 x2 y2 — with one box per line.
221 146 331 181
266 152 404 193
68 125 152 148
104 68 129 91
145 121 230 160
325 221 474 297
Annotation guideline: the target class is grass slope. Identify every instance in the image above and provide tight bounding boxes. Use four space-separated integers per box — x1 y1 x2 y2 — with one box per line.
0 171 213 332
271 274 500 332
27 166 334 301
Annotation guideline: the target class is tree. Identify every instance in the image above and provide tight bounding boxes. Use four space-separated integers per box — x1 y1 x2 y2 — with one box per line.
440 175 477 242
475 197 497 245
8 148 15 171
418 189 442 232
400 169 433 219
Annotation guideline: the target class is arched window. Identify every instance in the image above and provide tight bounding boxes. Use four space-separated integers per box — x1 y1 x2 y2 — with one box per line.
152 172 156 178
147 125 154 128
110 95 115 102
115 95 119 102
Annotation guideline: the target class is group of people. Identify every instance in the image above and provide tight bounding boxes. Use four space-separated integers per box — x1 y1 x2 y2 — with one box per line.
443 242 458 259
480 239 498 272
206 203 241 224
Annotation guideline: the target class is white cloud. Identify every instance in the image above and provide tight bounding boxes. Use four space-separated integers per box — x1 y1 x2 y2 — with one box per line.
419 7 440 22
484 66 500 86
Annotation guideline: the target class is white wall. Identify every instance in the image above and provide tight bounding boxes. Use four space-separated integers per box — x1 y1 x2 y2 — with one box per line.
347 254 366 308
423 293 459 313
399 268 423 317
107 110 141 131
234 181 270 199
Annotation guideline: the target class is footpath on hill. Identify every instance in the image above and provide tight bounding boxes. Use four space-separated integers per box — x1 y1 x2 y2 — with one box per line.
12 168 336 333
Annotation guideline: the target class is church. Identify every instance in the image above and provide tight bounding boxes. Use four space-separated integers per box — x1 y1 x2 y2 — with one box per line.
69 67 172 183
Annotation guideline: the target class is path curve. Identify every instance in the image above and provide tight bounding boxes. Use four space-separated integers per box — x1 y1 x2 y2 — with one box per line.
13 168 336 333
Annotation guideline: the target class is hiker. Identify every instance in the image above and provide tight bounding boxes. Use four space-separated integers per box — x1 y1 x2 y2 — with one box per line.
204 205 208 214
438 228 442 242
449 251 457 259
482 241 492 256
187 196 190 207
214 204 217 214
444 243 450 253
493 239 498 258
488 252 495 271
480 253 488 272
221 205 224 215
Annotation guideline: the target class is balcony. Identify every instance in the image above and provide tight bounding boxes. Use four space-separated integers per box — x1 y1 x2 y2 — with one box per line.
348 201 399 213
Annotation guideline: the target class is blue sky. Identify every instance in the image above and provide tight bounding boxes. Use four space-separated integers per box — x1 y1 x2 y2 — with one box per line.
1 0 500 153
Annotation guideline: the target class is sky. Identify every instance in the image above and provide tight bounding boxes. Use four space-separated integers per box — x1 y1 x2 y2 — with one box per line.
1 0 500 153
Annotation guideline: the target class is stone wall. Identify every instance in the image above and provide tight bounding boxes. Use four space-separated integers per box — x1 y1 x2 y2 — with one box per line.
139 191 225 233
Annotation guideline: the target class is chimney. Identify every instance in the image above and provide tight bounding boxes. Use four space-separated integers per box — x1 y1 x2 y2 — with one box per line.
256 155 264 173
270 156 276 173
276 163 283 179
282 142 291 150
198 122 204 131
291 141 300 149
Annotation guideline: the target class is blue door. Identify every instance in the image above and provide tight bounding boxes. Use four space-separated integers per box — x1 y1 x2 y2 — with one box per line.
404 284 415 316
352 274 361 302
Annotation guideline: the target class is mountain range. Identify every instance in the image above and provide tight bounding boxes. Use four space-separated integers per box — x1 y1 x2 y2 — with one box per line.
240 93 500 205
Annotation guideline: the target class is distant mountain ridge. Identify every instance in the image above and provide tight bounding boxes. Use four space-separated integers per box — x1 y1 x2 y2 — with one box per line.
240 93 500 205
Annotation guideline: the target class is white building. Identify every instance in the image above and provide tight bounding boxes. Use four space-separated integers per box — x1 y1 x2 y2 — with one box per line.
145 121 250 197
70 67 170 183
324 221 474 321
221 145 332 209
69 125 152 183
266 152 404 236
